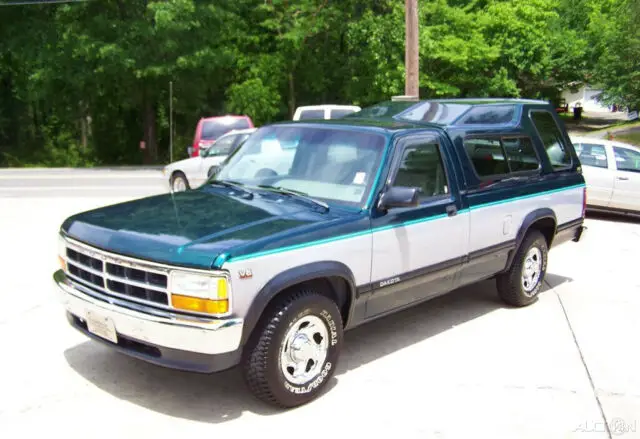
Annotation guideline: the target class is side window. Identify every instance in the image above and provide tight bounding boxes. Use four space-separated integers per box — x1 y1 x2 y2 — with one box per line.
299 110 325 120
502 137 540 172
329 109 356 119
463 138 508 177
613 146 640 172
456 105 516 125
576 143 608 169
392 142 449 199
530 110 572 169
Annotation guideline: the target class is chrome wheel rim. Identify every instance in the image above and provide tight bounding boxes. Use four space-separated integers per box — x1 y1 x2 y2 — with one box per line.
279 315 329 385
522 247 542 295
172 177 186 192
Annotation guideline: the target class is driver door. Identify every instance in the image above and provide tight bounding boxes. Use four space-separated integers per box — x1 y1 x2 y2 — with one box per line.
366 133 469 318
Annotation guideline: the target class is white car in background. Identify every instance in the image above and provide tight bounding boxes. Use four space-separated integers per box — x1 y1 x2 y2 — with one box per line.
571 135 640 214
163 128 256 191
292 104 361 121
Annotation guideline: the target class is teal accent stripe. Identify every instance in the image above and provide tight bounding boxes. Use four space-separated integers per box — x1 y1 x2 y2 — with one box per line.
224 183 584 264
468 183 585 211
228 228 373 263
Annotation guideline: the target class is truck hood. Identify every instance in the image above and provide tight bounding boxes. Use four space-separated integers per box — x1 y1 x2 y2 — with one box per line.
60 187 354 269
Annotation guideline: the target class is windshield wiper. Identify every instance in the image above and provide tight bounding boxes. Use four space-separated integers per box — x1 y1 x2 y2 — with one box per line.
210 179 254 198
257 185 329 211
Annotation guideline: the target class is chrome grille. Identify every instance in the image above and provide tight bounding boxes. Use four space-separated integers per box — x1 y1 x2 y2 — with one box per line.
64 242 170 307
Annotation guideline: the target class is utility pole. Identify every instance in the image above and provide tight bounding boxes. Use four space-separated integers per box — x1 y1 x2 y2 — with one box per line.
405 0 419 99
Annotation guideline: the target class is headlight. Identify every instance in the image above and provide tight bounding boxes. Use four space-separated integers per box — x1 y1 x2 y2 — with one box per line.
169 271 230 315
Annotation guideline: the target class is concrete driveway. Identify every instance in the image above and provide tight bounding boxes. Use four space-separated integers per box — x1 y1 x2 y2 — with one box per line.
0 169 638 438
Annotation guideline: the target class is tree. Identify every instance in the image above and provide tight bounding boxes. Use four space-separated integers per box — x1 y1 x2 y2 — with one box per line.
588 0 640 110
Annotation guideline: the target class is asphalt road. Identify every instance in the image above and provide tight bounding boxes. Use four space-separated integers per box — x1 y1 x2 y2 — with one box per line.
0 169 639 438
0 167 169 198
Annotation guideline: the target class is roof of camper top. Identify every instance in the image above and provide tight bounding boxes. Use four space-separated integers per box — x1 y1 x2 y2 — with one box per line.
340 98 552 128
273 98 555 133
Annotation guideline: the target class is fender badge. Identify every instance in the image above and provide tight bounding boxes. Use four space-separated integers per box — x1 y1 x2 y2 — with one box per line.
238 268 253 279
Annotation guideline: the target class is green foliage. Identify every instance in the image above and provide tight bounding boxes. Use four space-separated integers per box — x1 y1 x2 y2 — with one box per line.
0 0 635 167
225 79 281 125
587 0 640 110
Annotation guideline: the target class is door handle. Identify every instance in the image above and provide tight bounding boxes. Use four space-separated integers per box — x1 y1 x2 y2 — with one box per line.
617 176 629 181
446 205 457 217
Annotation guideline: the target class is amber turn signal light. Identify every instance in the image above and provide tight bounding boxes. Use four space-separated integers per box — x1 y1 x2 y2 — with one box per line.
171 294 229 315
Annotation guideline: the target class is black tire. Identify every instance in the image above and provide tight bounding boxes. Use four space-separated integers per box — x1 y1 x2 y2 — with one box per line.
242 289 343 408
496 229 548 307
170 171 189 192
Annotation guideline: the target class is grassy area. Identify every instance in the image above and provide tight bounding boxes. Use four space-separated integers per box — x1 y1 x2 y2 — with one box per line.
614 131 640 147
589 119 640 134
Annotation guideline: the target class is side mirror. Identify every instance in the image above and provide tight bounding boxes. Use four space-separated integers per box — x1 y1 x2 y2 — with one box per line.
378 186 420 210
199 148 207 157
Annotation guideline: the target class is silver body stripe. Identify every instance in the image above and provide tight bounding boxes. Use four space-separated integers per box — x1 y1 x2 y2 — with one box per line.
371 212 469 283
223 186 584 319
468 186 584 253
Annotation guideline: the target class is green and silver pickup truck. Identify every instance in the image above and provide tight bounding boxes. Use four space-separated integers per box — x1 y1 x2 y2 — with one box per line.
54 98 586 408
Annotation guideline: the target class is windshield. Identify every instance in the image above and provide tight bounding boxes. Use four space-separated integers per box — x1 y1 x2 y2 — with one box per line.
201 118 250 140
213 125 387 207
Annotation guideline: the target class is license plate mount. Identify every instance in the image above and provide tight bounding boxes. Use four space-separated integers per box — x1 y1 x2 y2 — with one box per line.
85 311 118 344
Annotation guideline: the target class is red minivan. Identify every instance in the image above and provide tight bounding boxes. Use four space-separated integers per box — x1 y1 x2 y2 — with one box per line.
189 115 254 157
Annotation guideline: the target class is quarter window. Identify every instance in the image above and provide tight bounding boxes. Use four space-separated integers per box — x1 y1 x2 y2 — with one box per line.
613 146 640 172
530 110 572 169
463 136 540 178
392 142 449 199
502 137 539 172
464 138 508 177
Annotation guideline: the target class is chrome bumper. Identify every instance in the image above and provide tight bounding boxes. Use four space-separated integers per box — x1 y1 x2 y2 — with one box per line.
54 269 243 355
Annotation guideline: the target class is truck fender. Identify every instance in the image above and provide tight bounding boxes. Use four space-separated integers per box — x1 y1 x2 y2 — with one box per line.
503 208 557 271
239 261 357 345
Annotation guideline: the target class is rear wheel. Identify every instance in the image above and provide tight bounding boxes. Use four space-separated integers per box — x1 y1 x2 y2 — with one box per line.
242 289 343 408
170 172 189 192
497 230 548 307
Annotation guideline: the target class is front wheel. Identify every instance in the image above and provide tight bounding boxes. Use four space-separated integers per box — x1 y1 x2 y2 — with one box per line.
242 289 343 408
496 229 548 307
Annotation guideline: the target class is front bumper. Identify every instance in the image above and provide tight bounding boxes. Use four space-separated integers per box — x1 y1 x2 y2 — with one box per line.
54 269 243 373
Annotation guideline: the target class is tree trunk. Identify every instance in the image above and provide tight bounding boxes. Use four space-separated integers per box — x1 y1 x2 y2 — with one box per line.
288 72 296 118
142 94 158 164
79 101 88 150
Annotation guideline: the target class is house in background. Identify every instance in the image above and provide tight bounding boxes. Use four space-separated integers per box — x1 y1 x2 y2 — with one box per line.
560 82 624 113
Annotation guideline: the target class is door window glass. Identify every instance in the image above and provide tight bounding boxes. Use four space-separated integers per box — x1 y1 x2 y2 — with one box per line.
613 146 640 172
575 143 608 169
392 142 449 199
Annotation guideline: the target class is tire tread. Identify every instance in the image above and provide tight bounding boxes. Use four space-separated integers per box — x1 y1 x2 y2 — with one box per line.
242 289 332 408
497 229 547 307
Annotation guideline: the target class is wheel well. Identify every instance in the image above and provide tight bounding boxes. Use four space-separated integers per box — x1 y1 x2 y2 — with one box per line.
171 170 186 180
259 276 352 328
527 217 556 247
